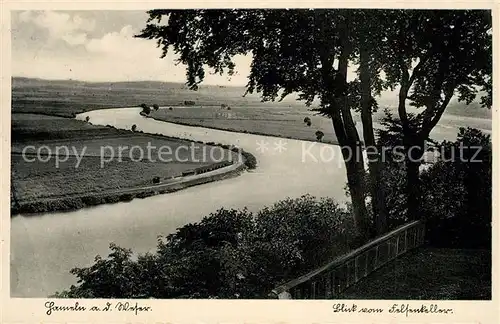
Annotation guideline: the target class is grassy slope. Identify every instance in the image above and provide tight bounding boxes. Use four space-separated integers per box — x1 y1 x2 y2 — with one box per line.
339 247 491 300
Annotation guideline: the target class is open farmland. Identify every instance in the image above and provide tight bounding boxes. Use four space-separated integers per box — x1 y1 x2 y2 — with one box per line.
12 127 239 163
11 154 211 201
11 113 128 142
11 112 241 214
12 77 304 117
150 106 340 144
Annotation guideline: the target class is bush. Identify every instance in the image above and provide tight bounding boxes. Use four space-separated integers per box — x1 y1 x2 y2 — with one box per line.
136 191 154 199
241 150 257 169
152 104 160 111
55 195 356 299
152 176 161 184
82 196 102 206
315 130 324 141
140 104 151 115
131 124 137 132
60 198 85 211
420 128 491 249
119 193 134 202
104 195 121 204
381 127 492 249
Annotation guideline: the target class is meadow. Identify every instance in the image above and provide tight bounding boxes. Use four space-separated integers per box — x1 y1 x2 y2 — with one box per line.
150 106 339 144
12 77 298 117
11 154 211 201
11 111 241 214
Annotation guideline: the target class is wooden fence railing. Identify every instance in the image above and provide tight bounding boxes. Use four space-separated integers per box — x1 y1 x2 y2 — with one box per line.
268 220 425 299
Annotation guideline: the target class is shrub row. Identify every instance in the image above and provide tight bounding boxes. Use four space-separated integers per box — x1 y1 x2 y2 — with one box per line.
12 191 158 215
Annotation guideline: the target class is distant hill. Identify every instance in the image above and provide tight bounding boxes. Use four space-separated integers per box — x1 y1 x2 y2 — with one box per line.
12 76 250 95
11 77 309 117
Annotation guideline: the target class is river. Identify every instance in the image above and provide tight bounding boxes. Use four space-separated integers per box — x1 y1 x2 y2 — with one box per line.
10 107 491 297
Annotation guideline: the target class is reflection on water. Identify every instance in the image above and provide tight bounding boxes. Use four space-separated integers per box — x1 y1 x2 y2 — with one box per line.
10 107 491 297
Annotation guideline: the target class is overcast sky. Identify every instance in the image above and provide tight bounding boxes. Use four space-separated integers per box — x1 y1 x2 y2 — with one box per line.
11 10 254 85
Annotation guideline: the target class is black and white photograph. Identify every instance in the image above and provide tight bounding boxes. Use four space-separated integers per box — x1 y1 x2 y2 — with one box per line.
2 4 497 321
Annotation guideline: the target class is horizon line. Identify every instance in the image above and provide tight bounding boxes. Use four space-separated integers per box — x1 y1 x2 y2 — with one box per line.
11 75 250 88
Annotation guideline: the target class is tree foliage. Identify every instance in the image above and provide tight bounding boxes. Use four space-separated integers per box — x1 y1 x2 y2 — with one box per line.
140 103 151 115
136 9 492 236
315 130 325 141
421 128 492 249
137 9 373 238
56 195 356 298
379 126 492 248
376 10 492 220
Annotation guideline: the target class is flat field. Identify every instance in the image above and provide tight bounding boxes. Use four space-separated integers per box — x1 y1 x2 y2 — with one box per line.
11 113 126 142
11 113 238 211
12 77 299 117
150 106 339 143
11 155 210 201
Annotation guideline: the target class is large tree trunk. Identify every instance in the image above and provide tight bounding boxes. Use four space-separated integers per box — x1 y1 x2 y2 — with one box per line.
403 133 425 221
359 42 389 235
329 111 371 240
316 12 370 241
343 150 371 239
398 68 424 222
405 158 421 221
332 13 370 241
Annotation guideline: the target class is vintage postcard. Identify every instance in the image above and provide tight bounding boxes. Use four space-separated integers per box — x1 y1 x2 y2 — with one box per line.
1 1 498 323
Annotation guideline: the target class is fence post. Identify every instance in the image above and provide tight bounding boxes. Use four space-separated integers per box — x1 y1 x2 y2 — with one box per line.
396 235 400 255
364 251 369 277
